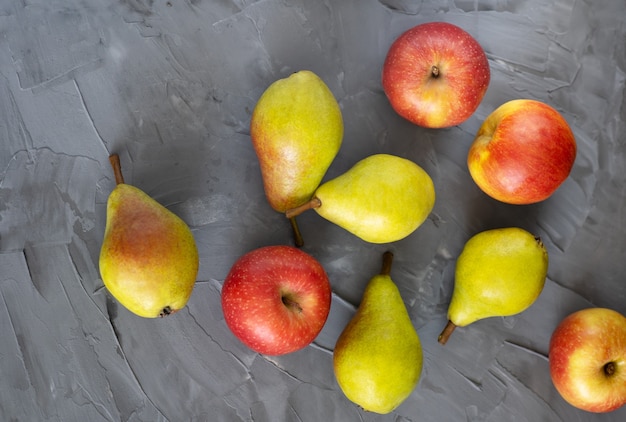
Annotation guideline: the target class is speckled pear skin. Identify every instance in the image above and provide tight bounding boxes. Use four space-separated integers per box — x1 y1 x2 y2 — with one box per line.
448 227 548 327
333 252 423 414
99 183 199 318
250 70 343 212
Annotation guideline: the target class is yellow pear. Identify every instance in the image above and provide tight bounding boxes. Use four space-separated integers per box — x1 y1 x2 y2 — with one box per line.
99 155 199 318
286 154 435 243
438 227 548 344
250 70 343 246
334 252 423 414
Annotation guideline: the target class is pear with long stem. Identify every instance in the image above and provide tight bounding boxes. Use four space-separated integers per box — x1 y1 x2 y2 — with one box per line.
250 70 343 247
99 154 199 318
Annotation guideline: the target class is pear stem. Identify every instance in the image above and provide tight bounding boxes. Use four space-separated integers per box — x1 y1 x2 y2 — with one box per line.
289 217 304 247
109 154 125 185
381 251 394 276
285 197 322 219
438 320 457 345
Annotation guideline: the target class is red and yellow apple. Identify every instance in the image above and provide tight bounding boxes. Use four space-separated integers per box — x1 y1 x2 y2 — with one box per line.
221 245 332 356
549 307 626 413
382 21 490 128
467 99 577 204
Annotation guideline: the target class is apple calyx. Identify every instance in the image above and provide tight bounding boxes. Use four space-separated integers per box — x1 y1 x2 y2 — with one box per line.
285 197 322 219
109 154 125 185
438 320 457 345
431 65 440 78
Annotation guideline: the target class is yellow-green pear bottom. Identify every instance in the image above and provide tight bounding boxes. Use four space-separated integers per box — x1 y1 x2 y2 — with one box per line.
333 253 422 414
99 184 199 318
442 227 548 342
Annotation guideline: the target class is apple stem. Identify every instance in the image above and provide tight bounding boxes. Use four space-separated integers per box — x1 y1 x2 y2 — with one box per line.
282 296 303 313
109 154 125 185
381 251 394 276
285 197 322 219
438 320 456 345
431 65 440 78
289 217 304 248
604 362 616 376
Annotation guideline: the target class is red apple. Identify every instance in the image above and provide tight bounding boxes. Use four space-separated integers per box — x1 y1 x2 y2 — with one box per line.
221 245 332 355
549 307 626 413
467 99 577 204
382 21 490 128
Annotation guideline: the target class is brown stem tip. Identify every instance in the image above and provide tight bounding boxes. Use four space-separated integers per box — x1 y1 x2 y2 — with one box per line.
109 154 125 185
431 65 440 78
604 361 616 377
285 197 322 219
381 251 394 276
438 320 457 345
289 217 304 248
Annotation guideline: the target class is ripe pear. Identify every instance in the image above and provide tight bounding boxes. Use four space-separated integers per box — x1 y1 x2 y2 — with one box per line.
334 252 423 414
99 154 199 318
286 154 435 244
250 70 343 246
438 227 548 344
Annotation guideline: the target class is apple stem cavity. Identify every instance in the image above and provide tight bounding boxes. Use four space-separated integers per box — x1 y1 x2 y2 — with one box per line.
109 154 125 185
285 197 322 219
604 361 616 377
282 295 303 313
289 217 304 248
431 65 440 78
438 320 457 345
381 251 394 276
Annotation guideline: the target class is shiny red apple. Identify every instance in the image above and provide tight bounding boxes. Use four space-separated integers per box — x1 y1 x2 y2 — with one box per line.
382 21 490 128
221 245 332 355
549 307 626 413
467 99 577 204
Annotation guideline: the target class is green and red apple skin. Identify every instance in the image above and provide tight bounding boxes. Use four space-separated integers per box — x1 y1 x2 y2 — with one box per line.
382 21 490 128
468 99 577 204
549 307 626 413
221 245 332 356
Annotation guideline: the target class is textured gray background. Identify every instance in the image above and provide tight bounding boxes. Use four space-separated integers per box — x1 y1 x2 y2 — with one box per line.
1 0 625 421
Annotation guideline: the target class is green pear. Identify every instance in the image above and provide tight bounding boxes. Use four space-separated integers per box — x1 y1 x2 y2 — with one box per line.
99 155 199 318
334 252 423 414
250 70 343 246
286 154 435 244
438 227 548 344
